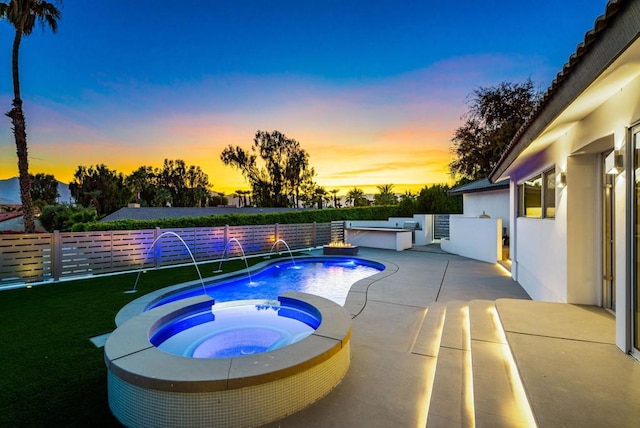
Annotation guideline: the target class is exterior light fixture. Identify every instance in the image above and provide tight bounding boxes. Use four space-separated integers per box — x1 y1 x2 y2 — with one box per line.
559 171 567 187
605 150 623 175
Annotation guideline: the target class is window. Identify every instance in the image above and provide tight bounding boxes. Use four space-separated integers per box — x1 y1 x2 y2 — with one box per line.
518 167 556 218
544 169 556 218
521 175 542 218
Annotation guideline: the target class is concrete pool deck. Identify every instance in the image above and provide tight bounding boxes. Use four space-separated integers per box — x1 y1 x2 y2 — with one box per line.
264 246 640 427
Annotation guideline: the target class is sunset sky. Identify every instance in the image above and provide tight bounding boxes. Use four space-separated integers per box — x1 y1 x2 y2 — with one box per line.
0 0 607 195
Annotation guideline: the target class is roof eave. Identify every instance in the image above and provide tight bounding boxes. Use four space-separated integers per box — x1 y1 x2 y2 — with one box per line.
490 0 638 182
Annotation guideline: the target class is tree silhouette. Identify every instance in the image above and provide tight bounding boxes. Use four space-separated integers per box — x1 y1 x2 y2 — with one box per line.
346 187 368 207
69 165 132 216
450 79 540 180
221 130 313 207
30 172 59 208
1 0 61 232
373 184 397 205
329 189 340 208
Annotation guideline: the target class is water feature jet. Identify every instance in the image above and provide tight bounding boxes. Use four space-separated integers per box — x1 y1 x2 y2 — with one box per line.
263 238 296 266
126 231 205 295
213 237 253 284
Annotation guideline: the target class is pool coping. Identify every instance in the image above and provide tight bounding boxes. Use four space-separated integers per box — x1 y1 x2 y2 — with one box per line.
105 291 352 392
114 255 397 327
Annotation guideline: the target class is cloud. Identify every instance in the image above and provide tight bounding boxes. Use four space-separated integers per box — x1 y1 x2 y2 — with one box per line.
0 52 549 191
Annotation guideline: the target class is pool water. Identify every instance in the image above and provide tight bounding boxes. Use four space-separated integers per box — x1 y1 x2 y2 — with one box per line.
147 257 383 310
151 300 321 358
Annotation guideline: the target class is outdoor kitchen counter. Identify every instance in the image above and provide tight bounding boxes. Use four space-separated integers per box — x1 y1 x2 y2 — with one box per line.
344 227 412 251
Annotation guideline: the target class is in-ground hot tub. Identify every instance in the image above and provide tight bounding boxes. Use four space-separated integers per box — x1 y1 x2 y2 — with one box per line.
104 292 352 428
151 298 321 358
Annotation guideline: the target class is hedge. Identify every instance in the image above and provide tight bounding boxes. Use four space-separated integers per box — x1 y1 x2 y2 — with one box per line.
72 206 405 231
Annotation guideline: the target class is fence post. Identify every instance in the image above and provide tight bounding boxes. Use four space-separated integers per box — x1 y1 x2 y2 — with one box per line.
52 230 62 281
110 230 114 270
313 222 317 246
154 227 161 268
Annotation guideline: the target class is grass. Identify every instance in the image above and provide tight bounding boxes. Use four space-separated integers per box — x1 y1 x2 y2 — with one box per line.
0 256 283 427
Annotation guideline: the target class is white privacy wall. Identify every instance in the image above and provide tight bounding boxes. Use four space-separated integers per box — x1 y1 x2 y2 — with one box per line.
441 216 502 264
515 217 568 302
463 189 510 233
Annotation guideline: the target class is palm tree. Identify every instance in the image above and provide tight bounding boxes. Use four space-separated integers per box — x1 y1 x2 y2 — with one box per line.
236 189 250 207
231 191 241 207
374 183 398 205
400 190 416 202
329 189 340 208
314 186 327 209
1 0 61 233
346 187 366 207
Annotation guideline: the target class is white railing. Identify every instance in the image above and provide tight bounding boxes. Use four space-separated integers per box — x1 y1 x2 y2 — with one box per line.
0 222 344 287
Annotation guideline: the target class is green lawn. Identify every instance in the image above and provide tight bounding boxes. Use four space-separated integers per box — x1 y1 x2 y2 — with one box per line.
0 257 278 427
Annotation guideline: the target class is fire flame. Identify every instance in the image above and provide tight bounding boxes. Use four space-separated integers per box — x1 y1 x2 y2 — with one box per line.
326 241 354 248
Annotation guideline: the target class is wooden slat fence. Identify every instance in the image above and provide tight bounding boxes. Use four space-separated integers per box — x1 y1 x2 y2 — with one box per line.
277 223 316 249
227 225 274 258
0 233 53 284
0 221 346 286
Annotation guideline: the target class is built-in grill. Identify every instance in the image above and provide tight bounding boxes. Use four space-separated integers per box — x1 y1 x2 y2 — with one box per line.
402 221 421 243
402 221 421 230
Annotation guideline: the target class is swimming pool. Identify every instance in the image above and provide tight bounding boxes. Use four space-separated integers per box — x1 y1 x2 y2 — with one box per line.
145 256 385 311
107 255 390 427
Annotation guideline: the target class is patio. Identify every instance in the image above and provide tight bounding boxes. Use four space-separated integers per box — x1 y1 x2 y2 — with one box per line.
265 246 640 427
3 243 637 426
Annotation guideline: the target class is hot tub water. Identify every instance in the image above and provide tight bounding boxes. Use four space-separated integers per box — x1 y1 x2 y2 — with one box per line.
151 300 321 358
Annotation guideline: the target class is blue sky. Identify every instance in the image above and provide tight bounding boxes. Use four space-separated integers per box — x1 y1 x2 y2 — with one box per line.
0 0 608 194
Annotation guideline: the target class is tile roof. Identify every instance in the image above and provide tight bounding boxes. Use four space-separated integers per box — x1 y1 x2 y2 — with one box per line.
0 211 22 222
490 0 629 181
449 178 509 195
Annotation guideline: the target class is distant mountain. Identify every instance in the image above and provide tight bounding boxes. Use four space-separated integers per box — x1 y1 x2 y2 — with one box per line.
0 177 73 205
0 177 20 204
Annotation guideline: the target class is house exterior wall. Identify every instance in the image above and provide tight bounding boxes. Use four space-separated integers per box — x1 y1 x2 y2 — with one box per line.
566 154 600 305
508 73 640 351
463 189 510 233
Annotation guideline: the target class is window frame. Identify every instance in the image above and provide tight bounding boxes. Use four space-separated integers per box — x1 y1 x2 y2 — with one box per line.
518 167 556 219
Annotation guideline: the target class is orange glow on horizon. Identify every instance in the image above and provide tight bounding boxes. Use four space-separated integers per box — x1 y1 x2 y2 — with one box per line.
0 149 453 196
0 119 456 196
0 58 476 195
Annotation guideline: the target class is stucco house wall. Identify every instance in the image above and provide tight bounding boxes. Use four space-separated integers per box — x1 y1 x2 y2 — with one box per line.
463 189 510 233
508 73 640 309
